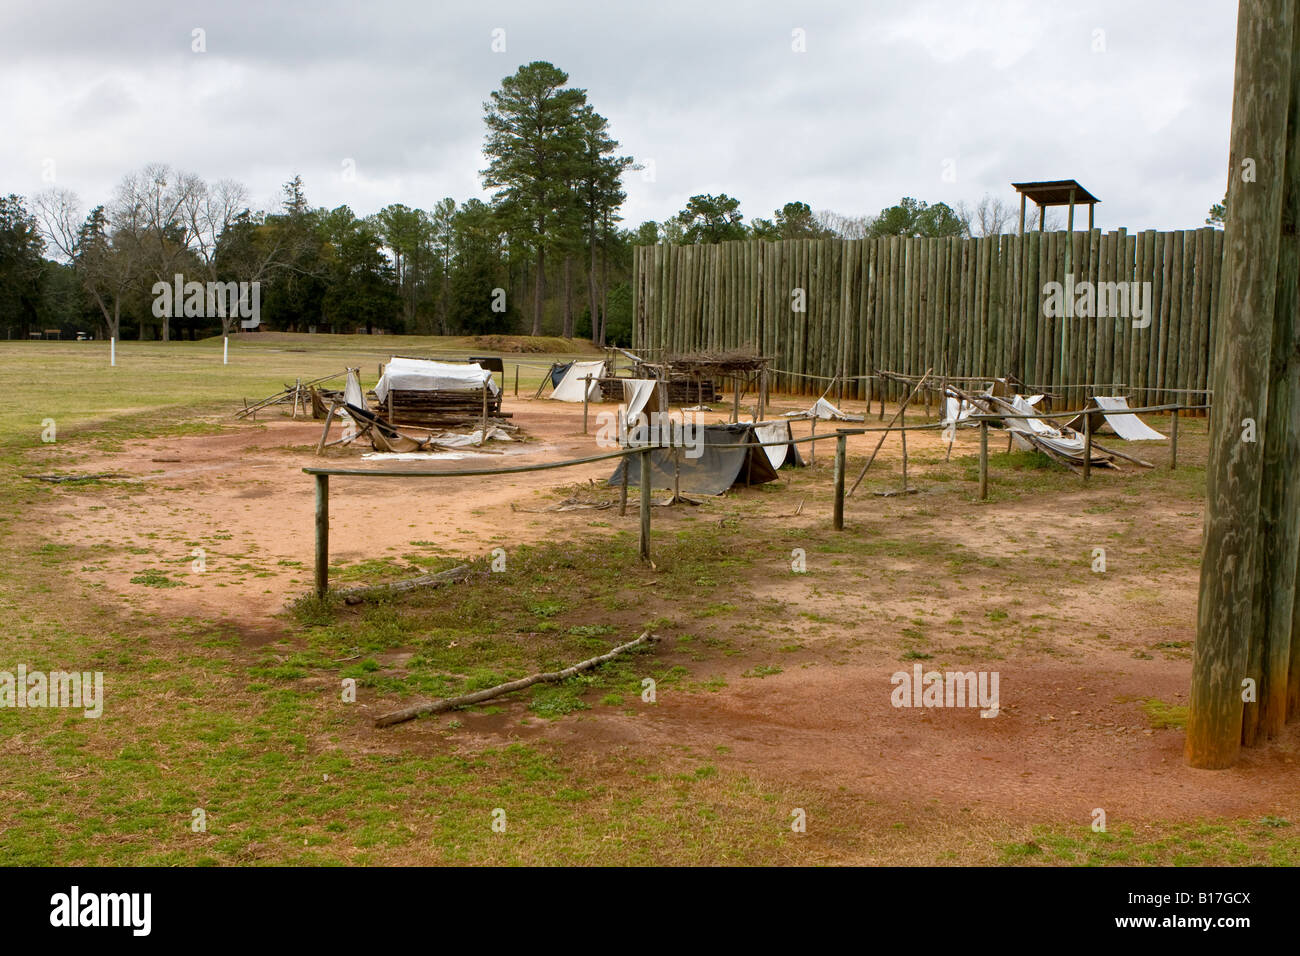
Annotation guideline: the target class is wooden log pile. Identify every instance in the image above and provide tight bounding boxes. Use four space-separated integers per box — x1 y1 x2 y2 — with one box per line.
381 388 506 428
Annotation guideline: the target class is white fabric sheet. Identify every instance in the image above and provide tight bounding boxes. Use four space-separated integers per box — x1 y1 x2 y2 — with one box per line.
622 379 659 429
1093 396 1166 441
344 369 366 408
374 357 499 402
753 422 793 469
784 398 864 422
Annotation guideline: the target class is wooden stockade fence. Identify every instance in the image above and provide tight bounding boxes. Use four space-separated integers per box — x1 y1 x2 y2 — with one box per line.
632 228 1224 410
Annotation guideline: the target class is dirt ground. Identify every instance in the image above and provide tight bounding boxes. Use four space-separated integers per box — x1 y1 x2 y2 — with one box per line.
40 394 1300 835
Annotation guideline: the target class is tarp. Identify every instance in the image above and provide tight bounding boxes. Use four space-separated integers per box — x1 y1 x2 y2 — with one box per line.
374 357 499 402
607 422 786 496
785 398 865 422
1067 396 1166 441
551 360 606 402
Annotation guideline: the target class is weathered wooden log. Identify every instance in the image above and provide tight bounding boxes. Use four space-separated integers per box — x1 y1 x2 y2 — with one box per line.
1187 0 1294 769
374 631 655 727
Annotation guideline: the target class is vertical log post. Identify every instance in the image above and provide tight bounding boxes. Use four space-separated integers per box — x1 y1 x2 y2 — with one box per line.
582 375 591 435
479 385 488 446
900 418 909 492
979 419 989 500
314 473 329 599
833 430 847 530
1083 410 1092 482
1188 0 1294 769
1252 12 1300 741
638 445 652 562
1170 407 1180 470
619 454 629 517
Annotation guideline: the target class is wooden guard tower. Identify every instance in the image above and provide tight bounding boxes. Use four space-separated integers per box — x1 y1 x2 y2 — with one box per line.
1011 179 1101 235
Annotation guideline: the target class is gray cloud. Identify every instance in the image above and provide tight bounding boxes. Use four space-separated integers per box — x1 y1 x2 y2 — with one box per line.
1 0 1236 231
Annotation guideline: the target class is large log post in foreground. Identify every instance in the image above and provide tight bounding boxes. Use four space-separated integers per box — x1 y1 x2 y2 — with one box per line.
1187 0 1296 769
1250 4 1300 741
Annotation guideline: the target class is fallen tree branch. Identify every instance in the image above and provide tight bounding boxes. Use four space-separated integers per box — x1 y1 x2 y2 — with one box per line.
336 564 473 604
25 473 124 483
374 630 656 727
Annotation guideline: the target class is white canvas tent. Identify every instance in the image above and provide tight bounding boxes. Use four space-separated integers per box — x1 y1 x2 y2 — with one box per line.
551 360 606 402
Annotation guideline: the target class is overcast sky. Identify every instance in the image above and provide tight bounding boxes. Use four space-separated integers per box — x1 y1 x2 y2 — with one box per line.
1 0 1237 234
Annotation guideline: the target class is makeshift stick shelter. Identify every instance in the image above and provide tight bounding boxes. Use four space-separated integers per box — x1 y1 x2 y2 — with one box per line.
946 385 1118 472
652 350 770 407
607 421 802 496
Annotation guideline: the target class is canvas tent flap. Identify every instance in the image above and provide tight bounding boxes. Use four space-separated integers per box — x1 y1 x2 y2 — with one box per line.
374 357 499 402
551 360 606 402
607 422 780 496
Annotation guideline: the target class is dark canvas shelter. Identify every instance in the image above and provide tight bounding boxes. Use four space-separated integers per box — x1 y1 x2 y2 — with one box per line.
607 422 802 496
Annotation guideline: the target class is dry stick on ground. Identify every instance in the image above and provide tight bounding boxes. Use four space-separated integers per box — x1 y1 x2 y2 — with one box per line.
1089 439 1154 469
847 368 932 497
374 631 656 728
335 564 473 604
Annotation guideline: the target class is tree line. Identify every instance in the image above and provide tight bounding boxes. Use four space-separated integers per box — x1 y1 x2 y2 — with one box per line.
0 59 1069 345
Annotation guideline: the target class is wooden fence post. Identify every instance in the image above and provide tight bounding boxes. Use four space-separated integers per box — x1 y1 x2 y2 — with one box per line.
1170 407 1180 470
1083 411 1092 482
582 375 591 434
638 446 652 562
833 431 847 530
979 420 989 500
314 473 329 599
